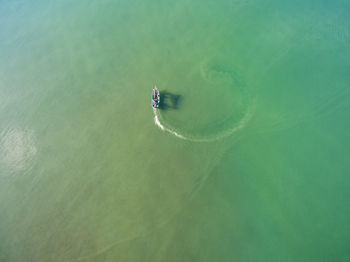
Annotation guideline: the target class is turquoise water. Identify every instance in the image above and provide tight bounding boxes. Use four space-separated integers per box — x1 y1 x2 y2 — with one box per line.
1 0 350 261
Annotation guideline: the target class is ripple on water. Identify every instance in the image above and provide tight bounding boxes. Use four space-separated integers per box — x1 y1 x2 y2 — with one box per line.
155 56 255 142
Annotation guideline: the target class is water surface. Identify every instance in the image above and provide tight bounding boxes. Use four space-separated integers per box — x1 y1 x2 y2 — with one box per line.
1 0 350 261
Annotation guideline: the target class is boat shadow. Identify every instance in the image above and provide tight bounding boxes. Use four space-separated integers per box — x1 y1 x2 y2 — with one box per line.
159 90 182 110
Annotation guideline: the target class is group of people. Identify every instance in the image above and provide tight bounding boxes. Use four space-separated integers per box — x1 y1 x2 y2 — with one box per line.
152 87 160 108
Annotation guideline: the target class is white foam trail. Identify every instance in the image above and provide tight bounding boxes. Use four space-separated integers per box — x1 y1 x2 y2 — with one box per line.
153 101 255 142
153 112 164 130
153 109 186 139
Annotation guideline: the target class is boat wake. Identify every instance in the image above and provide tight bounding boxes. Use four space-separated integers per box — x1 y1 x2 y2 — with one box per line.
153 109 187 140
152 55 257 142
153 103 255 142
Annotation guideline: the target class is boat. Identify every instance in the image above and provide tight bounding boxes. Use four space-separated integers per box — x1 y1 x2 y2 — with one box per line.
152 86 160 108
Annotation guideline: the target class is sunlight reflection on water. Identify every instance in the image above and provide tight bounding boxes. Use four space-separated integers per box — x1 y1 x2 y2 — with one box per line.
0 128 36 176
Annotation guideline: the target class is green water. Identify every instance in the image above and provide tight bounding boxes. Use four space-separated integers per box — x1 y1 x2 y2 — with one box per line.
1 0 350 261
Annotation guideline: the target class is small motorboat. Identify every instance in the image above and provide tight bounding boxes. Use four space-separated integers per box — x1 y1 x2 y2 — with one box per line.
152 86 160 108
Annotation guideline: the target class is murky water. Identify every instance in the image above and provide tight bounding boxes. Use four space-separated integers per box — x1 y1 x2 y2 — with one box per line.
1 0 350 261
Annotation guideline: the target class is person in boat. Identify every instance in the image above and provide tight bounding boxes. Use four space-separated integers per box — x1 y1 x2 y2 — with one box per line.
152 87 159 108
153 89 157 100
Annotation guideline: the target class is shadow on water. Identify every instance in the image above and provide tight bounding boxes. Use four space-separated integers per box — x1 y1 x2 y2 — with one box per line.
159 90 182 110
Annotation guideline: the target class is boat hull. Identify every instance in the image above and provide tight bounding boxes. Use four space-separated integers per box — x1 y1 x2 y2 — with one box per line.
152 88 160 108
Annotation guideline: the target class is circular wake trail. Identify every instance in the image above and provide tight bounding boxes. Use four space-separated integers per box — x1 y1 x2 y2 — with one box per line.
153 104 255 142
153 109 187 140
